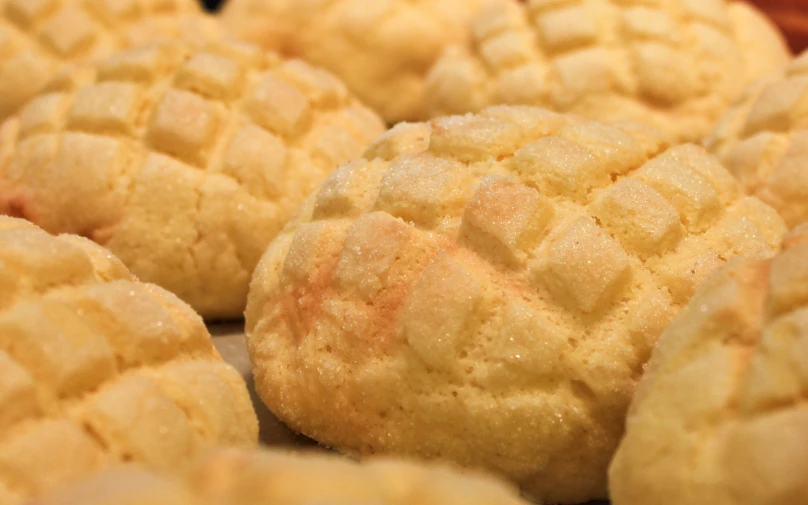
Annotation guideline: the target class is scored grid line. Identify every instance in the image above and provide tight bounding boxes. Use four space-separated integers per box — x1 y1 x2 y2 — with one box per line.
298 109 784 390
13 42 373 206
3 0 200 59
246 107 785 505
459 0 754 115
308 110 774 345
0 226 216 499
2 38 385 317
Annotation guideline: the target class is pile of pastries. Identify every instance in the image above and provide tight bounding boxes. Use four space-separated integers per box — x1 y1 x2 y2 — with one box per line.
1 1 806 504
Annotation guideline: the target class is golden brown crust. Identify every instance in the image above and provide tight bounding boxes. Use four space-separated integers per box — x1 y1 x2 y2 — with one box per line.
0 216 257 505
221 0 487 123
245 106 786 504
0 0 223 121
29 447 529 505
609 224 808 505
705 49 808 230
423 0 791 142
0 40 385 319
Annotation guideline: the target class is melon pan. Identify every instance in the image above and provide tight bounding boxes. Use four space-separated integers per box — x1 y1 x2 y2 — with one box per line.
0 216 257 505
0 39 384 319
423 0 790 142
245 105 786 504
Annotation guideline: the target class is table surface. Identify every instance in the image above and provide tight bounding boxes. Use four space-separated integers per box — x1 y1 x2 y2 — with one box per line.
209 323 322 448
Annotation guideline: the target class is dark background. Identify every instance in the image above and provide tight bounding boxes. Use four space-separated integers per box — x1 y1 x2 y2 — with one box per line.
201 0 224 12
199 0 807 52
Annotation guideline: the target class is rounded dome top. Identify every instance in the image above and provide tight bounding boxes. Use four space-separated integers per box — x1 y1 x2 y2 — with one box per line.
706 49 808 229
246 106 785 504
424 0 790 142
221 0 487 123
0 216 257 504
0 0 222 120
609 223 808 505
30 447 530 505
0 39 385 319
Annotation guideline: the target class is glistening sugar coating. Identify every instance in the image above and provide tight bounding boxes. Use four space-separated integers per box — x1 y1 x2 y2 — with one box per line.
610 223 808 505
0 40 385 319
424 0 790 141
0 216 257 505
246 106 786 504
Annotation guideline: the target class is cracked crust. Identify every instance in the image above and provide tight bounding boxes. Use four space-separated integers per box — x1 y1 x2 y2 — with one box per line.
28 447 530 505
0 216 257 505
423 0 791 142
705 49 808 230
220 0 488 123
0 39 385 319
608 223 808 505
245 106 786 504
0 0 223 122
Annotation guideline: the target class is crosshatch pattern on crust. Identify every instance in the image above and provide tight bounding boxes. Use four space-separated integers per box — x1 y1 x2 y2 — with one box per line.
706 50 808 230
0 216 257 505
220 0 488 123
246 106 786 504
423 0 790 141
0 40 385 319
609 223 808 505
0 0 223 121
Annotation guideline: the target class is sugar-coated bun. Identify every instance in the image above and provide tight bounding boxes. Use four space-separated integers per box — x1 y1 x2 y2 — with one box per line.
0 40 385 319
28 447 530 505
0 0 223 121
221 0 487 123
706 50 808 230
424 0 791 142
609 223 808 505
0 216 257 505
246 106 786 504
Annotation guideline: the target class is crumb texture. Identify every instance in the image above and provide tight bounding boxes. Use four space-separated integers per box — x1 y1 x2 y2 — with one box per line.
0 216 258 505
221 0 487 122
0 0 222 121
28 447 530 505
424 0 791 141
0 40 385 319
706 50 808 230
245 106 786 504
609 223 808 505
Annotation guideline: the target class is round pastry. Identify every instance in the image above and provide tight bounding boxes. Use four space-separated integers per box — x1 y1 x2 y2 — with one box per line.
245 106 786 504
0 39 385 320
423 0 791 142
28 447 529 505
608 223 808 505
220 0 487 123
0 216 258 505
746 0 808 53
0 0 222 122
705 49 808 230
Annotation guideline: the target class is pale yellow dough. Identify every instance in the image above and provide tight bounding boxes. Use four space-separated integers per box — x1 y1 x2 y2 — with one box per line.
0 0 223 121
221 0 487 123
424 0 791 142
0 40 385 319
706 50 808 230
246 106 786 504
29 447 530 505
609 223 808 505
0 216 258 505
